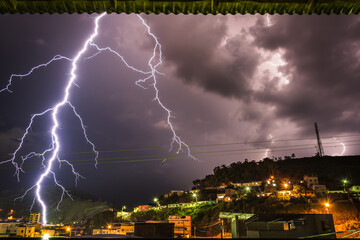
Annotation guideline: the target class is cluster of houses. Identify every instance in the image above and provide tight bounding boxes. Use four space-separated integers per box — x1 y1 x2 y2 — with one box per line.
92 215 191 238
147 173 360 206
0 213 81 238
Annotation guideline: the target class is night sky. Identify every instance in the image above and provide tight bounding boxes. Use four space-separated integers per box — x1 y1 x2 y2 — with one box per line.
0 14 360 208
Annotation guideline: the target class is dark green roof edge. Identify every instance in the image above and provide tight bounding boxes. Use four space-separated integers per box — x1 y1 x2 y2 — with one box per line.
1 0 360 14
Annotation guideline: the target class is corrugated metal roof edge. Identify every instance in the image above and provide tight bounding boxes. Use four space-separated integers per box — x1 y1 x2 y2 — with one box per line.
0 1 360 14
1 11 358 15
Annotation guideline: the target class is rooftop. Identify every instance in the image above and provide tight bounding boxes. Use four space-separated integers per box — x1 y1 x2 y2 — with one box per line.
1 0 359 14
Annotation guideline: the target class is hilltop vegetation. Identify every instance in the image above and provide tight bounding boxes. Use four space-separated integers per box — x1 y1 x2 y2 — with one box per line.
193 155 360 190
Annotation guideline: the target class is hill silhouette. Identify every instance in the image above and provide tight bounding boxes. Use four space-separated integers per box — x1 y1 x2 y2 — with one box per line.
193 155 360 190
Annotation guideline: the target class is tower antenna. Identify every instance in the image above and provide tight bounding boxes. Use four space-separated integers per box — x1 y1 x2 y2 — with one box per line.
314 122 325 157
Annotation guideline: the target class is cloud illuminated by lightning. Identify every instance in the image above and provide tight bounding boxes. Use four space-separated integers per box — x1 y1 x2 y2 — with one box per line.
0 13 195 224
261 14 290 89
331 137 346 156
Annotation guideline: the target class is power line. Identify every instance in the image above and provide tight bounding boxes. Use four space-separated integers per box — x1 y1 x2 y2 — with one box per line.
6 139 359 164
6 142 358 168
1 134 358 162
56 133 360 156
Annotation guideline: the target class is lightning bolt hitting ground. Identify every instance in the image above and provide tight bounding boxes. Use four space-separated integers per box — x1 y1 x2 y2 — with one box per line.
331 137 346 156
0 13 195 224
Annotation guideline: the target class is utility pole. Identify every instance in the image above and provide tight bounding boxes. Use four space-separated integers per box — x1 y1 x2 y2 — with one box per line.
220 219 224 239
314 122 325 157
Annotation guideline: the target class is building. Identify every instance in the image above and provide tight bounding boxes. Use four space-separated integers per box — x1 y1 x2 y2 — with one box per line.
118 224 134 235
189 189 200 194
350 185 360 192
16 225 36 237
29 213 41 224
116 211 130 220
312 185 327 195
134 222 174 238
278 190 292 196
349 185 360 201
168 215 191 238
92 228 114 235
217 193 232 203
164 190 185 198
93 223 134 236
220 212 335 238
0 222 20 237
138 205 150 212
304 174 319 189
233 181 262 188
41 226 56 237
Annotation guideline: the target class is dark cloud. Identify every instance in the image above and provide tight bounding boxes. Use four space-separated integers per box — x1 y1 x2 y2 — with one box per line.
146 15 260 99
250 15 360 136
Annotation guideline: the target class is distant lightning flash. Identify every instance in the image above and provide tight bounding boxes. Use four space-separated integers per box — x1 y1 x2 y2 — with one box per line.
0 14 195 224
264 134 275 158
332 137 346 156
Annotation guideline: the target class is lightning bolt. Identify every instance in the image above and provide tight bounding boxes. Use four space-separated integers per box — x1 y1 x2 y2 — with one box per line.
266 14 272 27
331 137 346 156
264 134 275 158
0 13 195 224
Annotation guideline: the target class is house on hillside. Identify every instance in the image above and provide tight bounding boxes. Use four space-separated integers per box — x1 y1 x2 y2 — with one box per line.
217 193 232 202
168 215 191 238
303 174 319 189
164 190 185 198
312 185 327 195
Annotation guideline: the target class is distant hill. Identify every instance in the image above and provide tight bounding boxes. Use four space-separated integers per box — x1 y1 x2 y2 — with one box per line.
193 155 360 190
0 187 111 224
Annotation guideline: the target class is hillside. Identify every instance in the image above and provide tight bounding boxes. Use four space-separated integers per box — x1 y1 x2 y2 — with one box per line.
193 155 360 190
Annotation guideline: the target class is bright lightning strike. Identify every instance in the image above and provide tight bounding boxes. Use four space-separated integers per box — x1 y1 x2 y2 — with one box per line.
266 14 272 27
0 13 195 224
331 137 346 156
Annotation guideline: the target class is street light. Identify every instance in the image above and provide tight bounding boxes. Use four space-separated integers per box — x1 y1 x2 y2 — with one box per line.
154 198 160 207
66 227 71 237
192 193 198 202
324 202 330 214
243 187 251 213
342 179 349 192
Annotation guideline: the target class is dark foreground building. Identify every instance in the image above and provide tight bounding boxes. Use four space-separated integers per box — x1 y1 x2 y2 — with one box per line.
220 212 335 238
134 222 174 238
